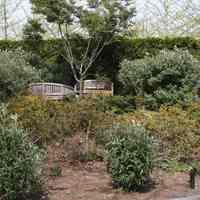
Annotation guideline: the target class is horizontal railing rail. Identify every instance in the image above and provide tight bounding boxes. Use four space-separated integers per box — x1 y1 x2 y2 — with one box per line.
29 82 75 100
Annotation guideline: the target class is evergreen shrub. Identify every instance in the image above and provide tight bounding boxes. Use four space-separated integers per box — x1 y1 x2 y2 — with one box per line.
106 124 155 191
0 105 43 200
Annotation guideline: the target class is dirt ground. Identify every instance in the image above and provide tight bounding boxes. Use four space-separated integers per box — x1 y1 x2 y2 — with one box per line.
45 144 200 200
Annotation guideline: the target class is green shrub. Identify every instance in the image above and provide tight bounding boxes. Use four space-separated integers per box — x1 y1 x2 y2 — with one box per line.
106 124 155 191
0 49 41 102
0 105 43 200
49 165 62 177
95 95 136 114
119 49 200 110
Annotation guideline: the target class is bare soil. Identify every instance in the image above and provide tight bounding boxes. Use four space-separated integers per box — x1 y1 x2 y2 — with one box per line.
44 144 200 200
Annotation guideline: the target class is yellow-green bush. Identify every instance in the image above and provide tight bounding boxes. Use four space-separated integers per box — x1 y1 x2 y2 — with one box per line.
8 95 114 144
113 105 200 162
145 106 200 161
186 102 200 123
9 96 64 143
63 97 114 134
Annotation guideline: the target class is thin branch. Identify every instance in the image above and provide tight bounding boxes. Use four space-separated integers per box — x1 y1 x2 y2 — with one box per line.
58 24 79 82
82 33 114 77
81 36 92 66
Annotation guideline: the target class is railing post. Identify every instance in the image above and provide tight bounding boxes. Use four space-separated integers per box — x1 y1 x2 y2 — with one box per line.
42 84 44 95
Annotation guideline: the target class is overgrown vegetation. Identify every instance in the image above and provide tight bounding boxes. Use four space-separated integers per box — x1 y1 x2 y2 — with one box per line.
106 124 155 191
145 105 200 161
0 0 199 197
116 103 200 167
0 105 43 200
8 95 114 144
1 40 199 194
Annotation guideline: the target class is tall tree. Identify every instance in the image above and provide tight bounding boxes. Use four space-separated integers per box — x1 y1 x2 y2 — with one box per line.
0 0 28 39
134 0 200 38
29 0 136 93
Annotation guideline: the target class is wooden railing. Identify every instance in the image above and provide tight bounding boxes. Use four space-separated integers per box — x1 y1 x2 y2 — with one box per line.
29 83 75 100
75 80 114 96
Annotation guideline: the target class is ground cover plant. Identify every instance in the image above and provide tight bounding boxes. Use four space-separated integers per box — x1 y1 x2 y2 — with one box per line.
0 105 43 200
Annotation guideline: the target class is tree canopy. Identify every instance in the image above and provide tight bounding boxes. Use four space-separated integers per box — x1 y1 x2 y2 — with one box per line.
28 0 136 87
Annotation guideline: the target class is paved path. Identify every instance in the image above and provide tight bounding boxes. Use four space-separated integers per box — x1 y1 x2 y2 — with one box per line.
171 195 200 200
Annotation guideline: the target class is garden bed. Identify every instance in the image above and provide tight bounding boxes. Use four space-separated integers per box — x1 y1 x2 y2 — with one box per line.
45 144 200 200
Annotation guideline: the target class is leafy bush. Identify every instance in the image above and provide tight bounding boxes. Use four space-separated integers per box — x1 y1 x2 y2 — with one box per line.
0 49 41 102
0 105 43 200
106 124 155 191
95 95 136 114
119 49 200 110
9 95 114 144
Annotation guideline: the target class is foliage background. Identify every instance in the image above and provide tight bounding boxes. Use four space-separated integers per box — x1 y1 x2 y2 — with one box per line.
119 49 200 109
0 37 199 93
0 49 41 102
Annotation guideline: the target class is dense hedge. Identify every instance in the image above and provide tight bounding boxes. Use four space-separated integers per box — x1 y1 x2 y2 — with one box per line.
1 37 199 59
0 37 199 93
121 37 200 60
1 37 199 57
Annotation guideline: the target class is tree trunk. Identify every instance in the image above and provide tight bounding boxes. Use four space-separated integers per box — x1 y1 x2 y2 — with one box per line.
79 78 84 96
3 0 8 40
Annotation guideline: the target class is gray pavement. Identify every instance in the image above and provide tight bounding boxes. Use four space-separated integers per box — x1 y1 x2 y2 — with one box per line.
171 195 200 200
